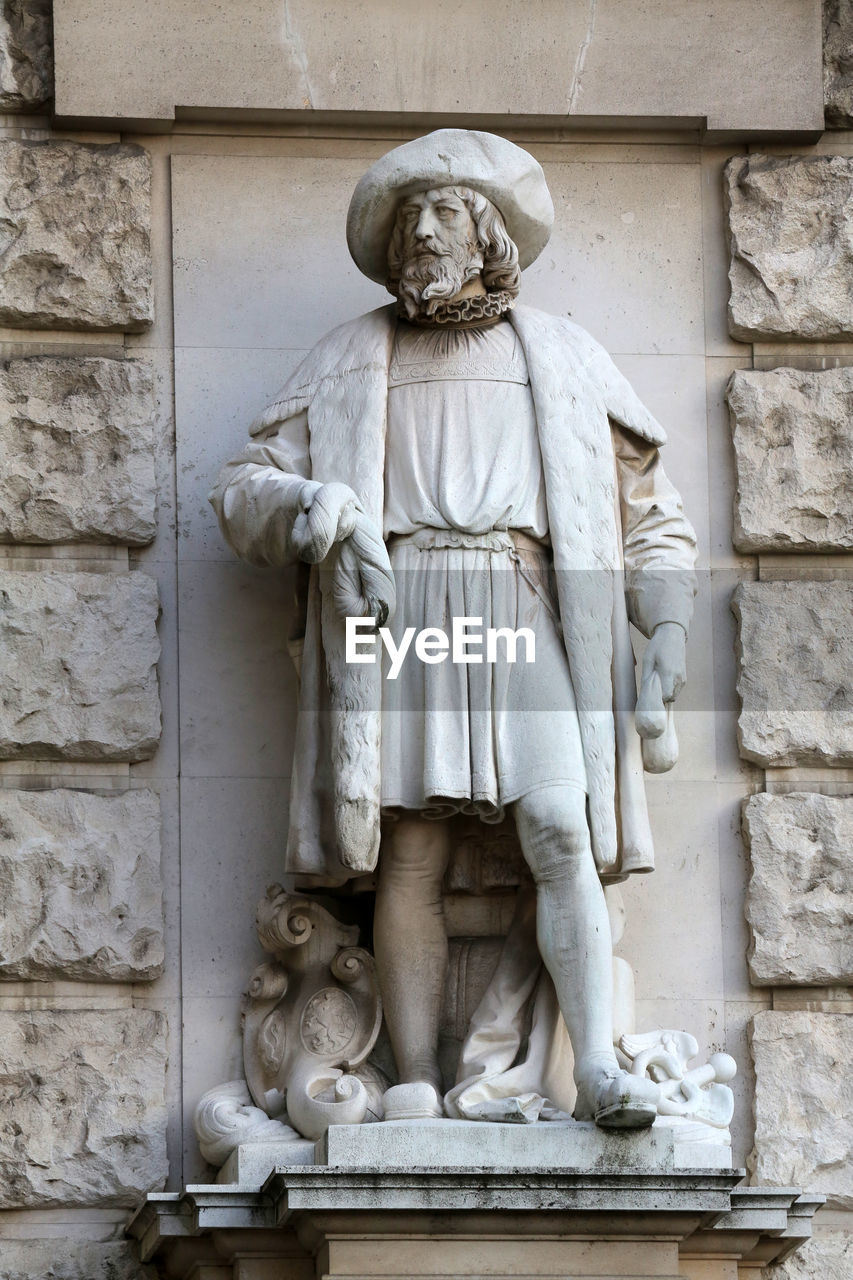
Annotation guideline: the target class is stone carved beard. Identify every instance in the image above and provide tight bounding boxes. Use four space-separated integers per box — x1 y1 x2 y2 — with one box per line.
396 238 485 321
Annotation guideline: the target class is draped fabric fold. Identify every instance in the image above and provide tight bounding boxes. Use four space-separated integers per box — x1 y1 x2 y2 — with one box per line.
445 888 575 1122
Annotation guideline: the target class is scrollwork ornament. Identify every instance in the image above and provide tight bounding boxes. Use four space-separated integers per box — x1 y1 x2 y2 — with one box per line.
246 960 289 1002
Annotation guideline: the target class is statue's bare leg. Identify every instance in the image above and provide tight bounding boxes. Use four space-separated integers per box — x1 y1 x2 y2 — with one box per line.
374 815 451 1098
514 785 658 1127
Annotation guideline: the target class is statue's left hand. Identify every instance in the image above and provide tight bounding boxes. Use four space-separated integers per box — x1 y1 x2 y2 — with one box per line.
292 482 359 563
641 622 687 706
636 623 686 772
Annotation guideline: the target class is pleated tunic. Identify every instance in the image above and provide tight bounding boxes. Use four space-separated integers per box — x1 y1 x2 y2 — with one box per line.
380 319 587 821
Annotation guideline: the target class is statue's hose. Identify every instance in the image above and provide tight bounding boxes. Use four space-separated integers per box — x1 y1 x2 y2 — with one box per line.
291 481 395 626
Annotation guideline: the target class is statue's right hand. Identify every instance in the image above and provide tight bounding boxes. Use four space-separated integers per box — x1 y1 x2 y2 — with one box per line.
291 481 359 563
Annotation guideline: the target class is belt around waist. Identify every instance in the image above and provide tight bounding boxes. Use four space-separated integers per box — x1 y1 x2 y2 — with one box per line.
388 527 550 557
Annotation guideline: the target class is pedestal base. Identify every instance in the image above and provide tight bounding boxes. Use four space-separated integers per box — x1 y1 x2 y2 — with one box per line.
318 1117 734 1174
130 1129 822 1280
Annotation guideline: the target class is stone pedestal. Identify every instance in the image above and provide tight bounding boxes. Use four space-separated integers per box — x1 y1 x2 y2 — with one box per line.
129 1125 822 1279
317 1118 735 1173
217 1119 734 1188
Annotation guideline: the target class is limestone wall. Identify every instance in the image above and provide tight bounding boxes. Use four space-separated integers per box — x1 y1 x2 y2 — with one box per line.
0 2 850 1277
0 12 172 1276
723 48 853 1274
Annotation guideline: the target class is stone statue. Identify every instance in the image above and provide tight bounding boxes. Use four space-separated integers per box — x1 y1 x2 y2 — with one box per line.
210 130 698 1133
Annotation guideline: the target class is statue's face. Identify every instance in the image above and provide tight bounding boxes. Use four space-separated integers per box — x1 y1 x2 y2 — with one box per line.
391 187 484 319
395 188 477 262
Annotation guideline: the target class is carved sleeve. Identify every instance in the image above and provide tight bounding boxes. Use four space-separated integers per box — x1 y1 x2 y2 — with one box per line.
208 410 313 568
612 422 697 638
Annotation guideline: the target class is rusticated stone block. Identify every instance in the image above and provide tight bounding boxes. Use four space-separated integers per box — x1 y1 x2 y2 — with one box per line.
744 793 853 986
824 0 853 127
0 1 53 112
0 1241 156 1280
728 367 853 552
0 788 163 980
0 140 152 331
725 154 853 341
733 581 853 766
760 1229 853 1280
0 356 156 544
764 1231 853 1280
751 1011 853 1209
0 570 161 761
0 1008 167 1206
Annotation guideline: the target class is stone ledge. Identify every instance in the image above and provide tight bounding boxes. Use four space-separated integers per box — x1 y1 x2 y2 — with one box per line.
129 1174 820 1275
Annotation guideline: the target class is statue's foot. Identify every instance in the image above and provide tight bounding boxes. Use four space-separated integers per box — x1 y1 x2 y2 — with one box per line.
382 1082 444 1122
574 1065 659 1130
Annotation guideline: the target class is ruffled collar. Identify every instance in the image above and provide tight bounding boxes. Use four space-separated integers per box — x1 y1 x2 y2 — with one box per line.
396 288 516 329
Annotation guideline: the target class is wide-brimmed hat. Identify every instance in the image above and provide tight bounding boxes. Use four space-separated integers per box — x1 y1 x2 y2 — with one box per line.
347 129 554 285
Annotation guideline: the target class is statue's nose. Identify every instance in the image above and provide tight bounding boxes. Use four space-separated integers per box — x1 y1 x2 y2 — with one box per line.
414 209 436 240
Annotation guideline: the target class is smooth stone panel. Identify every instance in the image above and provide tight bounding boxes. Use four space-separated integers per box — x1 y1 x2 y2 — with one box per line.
175 346 306 562
0 356 156 544
177 560 295 779
52 0 823 132
733 581 853 766
0 140 152 332
172 153 705 358
751 1011 853 1209
621 780 726 1003
0 1008 168 1207
0 1241 155 1280
726 154 853 341
0 787 164 981
0 569 161 761
525 162 705 356
179 776 292 998
181 994 245 1185
0 0 52 110
171 154 390 351
728 367 853 551
824 0 853 127
178 775 297 1181
744 793 853 986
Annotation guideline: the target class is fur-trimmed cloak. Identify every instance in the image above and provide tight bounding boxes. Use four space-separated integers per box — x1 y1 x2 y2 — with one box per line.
210 304 696 884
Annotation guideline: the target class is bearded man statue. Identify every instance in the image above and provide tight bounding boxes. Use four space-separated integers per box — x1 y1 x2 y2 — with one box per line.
211 130 697 1130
